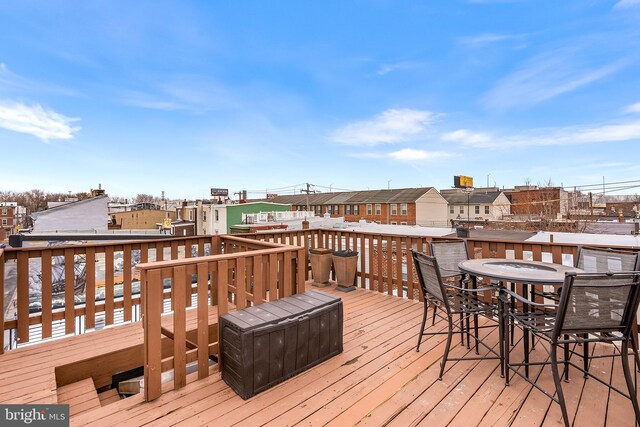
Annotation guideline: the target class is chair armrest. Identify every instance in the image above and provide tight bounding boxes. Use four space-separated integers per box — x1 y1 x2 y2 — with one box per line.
442 282 498 293
500 287 558 308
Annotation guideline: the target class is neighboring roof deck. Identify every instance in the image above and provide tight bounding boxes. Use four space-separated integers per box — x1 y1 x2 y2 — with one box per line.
1 284 636 426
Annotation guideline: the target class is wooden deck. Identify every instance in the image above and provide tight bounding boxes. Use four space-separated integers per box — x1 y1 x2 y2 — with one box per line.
1 285 638 426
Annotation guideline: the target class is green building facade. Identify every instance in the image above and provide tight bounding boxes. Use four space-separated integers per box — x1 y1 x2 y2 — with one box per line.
225 202 291 234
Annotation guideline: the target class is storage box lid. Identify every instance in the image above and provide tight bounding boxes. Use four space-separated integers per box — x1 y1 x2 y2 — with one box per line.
221 290 341 332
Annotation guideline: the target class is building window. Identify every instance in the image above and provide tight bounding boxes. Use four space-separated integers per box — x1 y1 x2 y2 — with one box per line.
202 211 207 221
475 206 480 215
449 206 454 214
353 205 359 215
485 206 490 214
401 203 407 215
334 205 339 214
460 206 464 214
215 210 219 221
391 204 397 215
390 221 397 225
189 210 193 221
345 205 351 215
2 219 6 226
1 209 6 215
375 204 381 215
177 210 181 220
366 204 372 215
400 221 407 225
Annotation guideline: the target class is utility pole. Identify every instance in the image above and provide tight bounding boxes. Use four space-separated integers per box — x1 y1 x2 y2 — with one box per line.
300 183 315 214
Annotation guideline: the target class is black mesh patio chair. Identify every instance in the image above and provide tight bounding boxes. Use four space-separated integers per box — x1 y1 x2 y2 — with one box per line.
429 240 473 344
503 272 640 427
575 246 640 373
412 251 503 380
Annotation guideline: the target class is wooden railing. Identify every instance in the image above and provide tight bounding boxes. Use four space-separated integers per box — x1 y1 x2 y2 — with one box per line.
0 235 222 353
138 235 305 401
2 228 637 357
247 229 638 300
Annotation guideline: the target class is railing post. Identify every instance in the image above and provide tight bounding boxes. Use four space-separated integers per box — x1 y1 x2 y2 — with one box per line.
173 266 187 390
197 262 209 380
0 249 4 354
143 268 162 402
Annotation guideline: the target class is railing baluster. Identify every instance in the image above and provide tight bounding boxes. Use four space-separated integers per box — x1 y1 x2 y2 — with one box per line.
64 248 75 335
253 254 264 305
105 246 115 326
123 247 132 322
17 251 29 344
85 248 96 330
41 250 53 338
236 257 246 309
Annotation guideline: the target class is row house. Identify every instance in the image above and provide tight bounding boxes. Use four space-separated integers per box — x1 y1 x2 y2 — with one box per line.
262 188 449 227
0 202 28 236
440 188 511 223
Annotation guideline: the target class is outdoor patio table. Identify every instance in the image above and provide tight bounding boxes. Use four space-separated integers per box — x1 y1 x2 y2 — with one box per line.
458 258 583 378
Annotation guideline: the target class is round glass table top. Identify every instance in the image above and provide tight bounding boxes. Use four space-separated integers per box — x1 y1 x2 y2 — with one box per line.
458 258 583 283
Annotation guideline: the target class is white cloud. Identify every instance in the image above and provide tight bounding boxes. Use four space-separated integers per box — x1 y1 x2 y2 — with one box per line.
459 33 523 47
483 50 625 109
0 100 80 141
0 63 80 97
121 77 239 113
388 148 451 161
624 102 640 114
614 0 640 9
332 109 434 146
442 129 491 145
377 61 420 76
442 120 640 149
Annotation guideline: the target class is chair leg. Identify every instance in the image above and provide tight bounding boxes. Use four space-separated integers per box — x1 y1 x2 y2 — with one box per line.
431 304 437 326
629 332 640 373
510 282 516 346
621 340 640 426
564 334 570 382
416 303 429 352
551 344 571 427
498 293 505 378
523 323 530 379
583 334 589 378
439 318 454 380
460 312 465 345
474 313 480 355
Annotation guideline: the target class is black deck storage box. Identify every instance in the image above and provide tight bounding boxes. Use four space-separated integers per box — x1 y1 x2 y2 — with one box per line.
220 290 343 399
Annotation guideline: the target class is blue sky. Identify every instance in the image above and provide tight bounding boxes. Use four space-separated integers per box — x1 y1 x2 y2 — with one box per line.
1 0 639 200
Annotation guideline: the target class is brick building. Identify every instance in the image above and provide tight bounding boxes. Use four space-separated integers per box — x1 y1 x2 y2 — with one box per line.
1 204 14 238
261 188 449 227
504 186 569 219
110 209 177 230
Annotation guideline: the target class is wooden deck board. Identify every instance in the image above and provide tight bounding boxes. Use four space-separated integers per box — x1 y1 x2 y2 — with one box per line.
2 285 638 426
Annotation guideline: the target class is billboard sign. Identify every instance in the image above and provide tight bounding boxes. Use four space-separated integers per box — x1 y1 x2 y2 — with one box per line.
210 188 229 197
454 175 474 189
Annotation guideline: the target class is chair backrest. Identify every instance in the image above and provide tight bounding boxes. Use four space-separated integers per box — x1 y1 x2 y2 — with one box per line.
429 240 469 278
412 251 450 311
554 272 640 338
575 246 639 273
